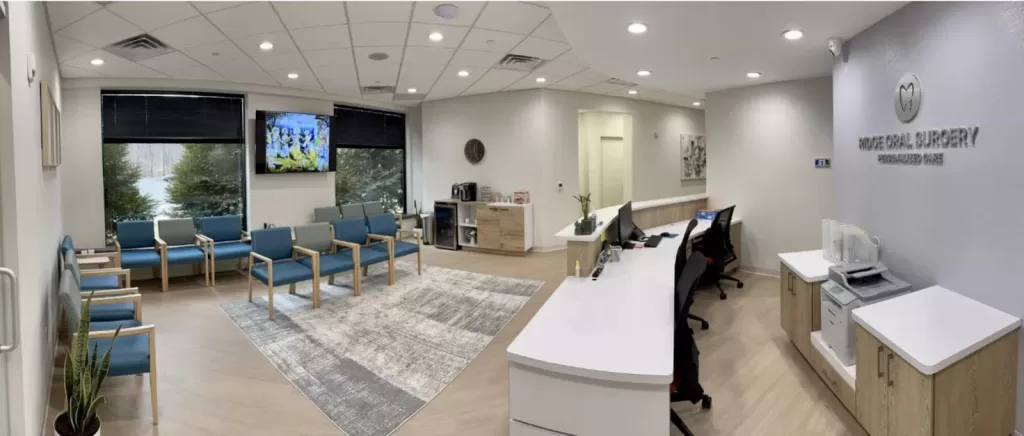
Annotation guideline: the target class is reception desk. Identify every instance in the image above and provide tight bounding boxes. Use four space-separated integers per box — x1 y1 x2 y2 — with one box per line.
555 194 741 275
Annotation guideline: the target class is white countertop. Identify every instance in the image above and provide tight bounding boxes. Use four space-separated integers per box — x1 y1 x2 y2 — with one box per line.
853 286 1021 375
778 249 837 282
509 218 728 384
555 194 709 242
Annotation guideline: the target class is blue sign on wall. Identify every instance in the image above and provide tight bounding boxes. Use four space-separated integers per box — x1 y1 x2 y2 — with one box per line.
815 157 832 169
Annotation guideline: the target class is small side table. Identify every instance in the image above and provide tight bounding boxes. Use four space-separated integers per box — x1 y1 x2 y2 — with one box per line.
78 256 111 269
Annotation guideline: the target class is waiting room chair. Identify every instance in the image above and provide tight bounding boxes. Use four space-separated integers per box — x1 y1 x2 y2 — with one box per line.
157 218 209 291
314 206 342 223
332 217 392 285
367 213 422 278
340 203 365 219
294 223 362 297
670 253 712 436
61 235 119 268
197 215 251 285
115 220 163 287
693 206 744 300
248 227 317 320
63 244 131 292
362 201 384 216
58 270 158 424
64 251 141 322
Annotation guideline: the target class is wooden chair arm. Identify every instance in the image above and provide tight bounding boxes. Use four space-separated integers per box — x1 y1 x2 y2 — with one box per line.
396 229 421 242
76 252 112 260
83 324 155 340
250 252 273 264
85 287 139 298
81 268 129 277
241 231 250 242
367 234 394 243
332 240 361 250
293 246 319 258
154 237 167 249
90 294 141 306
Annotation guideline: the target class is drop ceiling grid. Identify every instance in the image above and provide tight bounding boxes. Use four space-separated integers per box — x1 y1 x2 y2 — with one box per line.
46 1 701 108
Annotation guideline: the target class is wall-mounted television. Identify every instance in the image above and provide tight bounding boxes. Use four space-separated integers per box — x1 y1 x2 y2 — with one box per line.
255 110 336 174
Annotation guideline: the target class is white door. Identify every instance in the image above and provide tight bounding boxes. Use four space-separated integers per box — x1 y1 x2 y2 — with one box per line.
599 137 624 208
0 148 11 436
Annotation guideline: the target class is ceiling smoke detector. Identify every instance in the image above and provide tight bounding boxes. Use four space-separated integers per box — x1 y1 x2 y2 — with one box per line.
368 52 390 61
434 4 459 20
103 34 173 61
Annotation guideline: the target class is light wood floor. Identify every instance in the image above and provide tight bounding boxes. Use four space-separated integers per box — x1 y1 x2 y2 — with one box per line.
47 247 865 436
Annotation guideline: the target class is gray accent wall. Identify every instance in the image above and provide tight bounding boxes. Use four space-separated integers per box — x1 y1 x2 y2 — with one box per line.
834 2 1024 431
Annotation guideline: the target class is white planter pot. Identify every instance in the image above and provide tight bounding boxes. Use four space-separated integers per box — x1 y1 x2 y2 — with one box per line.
54 415 100 436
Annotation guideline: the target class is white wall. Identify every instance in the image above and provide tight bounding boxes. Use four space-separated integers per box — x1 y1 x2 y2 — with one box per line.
1 2 64 435
421 88 704 249
833 2 1024 430
706 77 834 274
60 88 104 247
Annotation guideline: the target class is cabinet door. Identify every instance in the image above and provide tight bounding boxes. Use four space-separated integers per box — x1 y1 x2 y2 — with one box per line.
498 207 525 252
856 326 889 436
477 206 500 249
887 351 934 436
779 264 795 340
793 277 813 357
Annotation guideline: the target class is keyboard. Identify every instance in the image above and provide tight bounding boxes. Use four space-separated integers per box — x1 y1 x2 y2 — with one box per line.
644 235 663 247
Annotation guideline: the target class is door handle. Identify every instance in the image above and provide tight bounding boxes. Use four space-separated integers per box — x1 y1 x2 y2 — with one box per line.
877 346 884 378
788 274 794 294
886 353 894 387
0 267 19 353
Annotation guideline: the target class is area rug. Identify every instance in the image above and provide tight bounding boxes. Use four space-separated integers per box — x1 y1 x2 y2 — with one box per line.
220 260 543 436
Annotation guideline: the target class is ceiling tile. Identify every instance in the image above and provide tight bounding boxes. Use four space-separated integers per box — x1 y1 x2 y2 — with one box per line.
504 73 549 91
350 22 408 47
272 2 348 29
356 57 400 86
474 2 549 35
427 65 486 99
64 49 165 78
460 28 525 53
548 69 609 91
53 36 96 62
304 49 355 68
138 51 202 72
313 62 358 84
510 36 569 60
322 80 361 97
57 9 143 48
554 49 585 65
253 51 307 71
402 46 455 66
191 2 244 14
181 40 248 65
530 16 567 43
535 60 587 78
267 65 322 91
46 2 101 32
578 82 626 95
354 46 404 64
411 1 485 27
60 64 105 79
448 49 503 69
291 25 352 50
106 2 199 32
463 69 528 95
164 64 224 81
150 16 226 50
397 61 445 93
406 23 467 50
206 57 277 86
205 2 284 39
346 1 413 23
234 31 298 57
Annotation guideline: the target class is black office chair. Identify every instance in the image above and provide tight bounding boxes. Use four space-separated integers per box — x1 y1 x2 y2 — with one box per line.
671 253 713 436
675 219 709 330
694 205 744 300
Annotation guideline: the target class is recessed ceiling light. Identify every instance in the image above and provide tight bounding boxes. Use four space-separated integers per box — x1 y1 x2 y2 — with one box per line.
693 101 701 106
782 29 803 40
259 41 274 51
407 88 417 93
287 73 299 79
636 70 651 77
457 70 469 77
627 22 647 34
428 32 444 42
628 90 638 95
536 77 546 83
747 72 762 79
368 52 389 61
90 58 104 66
434 3 459 20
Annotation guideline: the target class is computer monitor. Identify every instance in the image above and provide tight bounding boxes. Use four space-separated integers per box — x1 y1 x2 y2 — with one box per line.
618 201 634 242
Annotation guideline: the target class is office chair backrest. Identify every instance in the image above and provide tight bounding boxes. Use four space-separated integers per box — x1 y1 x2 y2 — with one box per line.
676 253 707 323
673 220 700 284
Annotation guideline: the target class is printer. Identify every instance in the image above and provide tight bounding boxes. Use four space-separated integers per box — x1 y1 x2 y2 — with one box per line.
821 263 911 366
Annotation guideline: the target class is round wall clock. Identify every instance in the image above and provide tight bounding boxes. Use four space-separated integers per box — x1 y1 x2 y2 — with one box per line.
464 139 485 164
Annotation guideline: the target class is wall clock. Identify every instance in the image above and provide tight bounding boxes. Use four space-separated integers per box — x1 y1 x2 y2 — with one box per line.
464 139 485 164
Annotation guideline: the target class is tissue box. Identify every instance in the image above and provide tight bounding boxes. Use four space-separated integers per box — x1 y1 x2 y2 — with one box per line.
696 209 717 220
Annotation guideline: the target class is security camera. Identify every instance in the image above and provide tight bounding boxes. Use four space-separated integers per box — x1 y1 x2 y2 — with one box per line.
828 38 844 58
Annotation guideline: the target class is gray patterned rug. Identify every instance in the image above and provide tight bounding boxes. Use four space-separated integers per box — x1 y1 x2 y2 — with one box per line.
220 260 542 436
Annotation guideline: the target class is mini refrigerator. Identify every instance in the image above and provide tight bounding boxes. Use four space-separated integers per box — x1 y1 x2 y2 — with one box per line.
434 201 458 250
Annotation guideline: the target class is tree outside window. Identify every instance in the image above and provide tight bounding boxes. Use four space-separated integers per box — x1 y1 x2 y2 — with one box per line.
335 147 405 214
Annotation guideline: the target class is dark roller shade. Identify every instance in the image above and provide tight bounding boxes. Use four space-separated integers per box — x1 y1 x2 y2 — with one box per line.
334 105 406 149
102 92 245 143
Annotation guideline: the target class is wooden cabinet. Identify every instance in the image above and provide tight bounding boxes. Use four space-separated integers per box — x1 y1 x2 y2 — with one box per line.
779 264 795 340
855 326 888 436
471 203 533 255
476 205 500 250
779 263 820 359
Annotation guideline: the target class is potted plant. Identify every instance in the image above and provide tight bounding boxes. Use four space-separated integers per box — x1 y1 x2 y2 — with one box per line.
412 200 423 229
573 193 595 235
55 294 120 436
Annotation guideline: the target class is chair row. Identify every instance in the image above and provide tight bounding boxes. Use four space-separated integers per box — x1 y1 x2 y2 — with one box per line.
313 200 384 223
248 212 421 320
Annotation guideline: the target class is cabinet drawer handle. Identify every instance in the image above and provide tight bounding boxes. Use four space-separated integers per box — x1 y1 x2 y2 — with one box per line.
827 308 837 316
886 353 894 387
877 346 884 378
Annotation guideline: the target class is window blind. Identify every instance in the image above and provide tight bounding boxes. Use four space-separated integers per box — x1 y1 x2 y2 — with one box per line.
333 105 406 149
102 91 245 143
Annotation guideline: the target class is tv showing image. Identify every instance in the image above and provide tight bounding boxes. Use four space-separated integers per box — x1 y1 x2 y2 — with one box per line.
255 111 335 174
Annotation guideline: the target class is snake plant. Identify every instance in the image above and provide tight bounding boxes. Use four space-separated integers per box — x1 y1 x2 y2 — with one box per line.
61 293 120 435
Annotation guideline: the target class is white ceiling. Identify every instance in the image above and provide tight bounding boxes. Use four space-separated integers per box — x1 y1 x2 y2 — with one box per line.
48 1 703 108
549 2 905 98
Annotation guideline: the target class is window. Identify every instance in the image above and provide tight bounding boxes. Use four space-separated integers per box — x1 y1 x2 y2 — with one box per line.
101 92 246 241
333 105 407 214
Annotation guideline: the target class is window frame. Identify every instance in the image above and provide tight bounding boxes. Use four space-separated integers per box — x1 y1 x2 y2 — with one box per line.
332 105 408 215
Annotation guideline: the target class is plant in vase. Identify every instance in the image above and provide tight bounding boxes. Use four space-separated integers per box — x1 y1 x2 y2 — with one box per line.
56 293 120 436
412 200 423 229
573 193 595 235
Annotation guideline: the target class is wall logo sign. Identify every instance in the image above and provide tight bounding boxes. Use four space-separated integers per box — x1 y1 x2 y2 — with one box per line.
895 73 922 123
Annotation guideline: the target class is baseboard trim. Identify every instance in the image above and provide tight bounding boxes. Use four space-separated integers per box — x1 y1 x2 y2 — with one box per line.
739 266 780 278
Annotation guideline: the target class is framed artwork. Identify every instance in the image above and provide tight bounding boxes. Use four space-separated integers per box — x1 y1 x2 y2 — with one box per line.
681 134 706 180
40 81 61 167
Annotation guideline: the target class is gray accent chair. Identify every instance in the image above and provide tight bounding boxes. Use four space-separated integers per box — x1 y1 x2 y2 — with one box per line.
294 223 363 296
157 218 209 292
314 206 342 223
362 201 384 216
340 203 365 218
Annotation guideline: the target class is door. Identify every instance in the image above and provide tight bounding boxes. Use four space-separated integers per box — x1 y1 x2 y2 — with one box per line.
779 264 794 340
598 137 624 208
856 326 888 436
887 351 934 436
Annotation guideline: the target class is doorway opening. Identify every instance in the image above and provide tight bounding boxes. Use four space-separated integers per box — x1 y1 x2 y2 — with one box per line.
577 111 633 209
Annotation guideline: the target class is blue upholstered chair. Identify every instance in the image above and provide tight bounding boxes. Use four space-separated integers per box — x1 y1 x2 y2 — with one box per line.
63 244 131 292
332 217 392 284
156 218 209 291
294 223 362 296
367 213 422 278
61 234 119 268
64 250 140 322
58 270 158 424
197 215 251 285
248 227 317 320
116 220 163 285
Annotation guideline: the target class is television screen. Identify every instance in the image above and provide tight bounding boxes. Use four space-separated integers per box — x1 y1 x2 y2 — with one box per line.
255 111 335 174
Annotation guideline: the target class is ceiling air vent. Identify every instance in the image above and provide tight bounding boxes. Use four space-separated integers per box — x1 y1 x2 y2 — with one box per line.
607 78 636 87
494 54 545 72
103 34 173 61
362 86 396 94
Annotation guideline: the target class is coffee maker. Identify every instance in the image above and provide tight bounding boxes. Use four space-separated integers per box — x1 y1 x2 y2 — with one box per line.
451 182 478 201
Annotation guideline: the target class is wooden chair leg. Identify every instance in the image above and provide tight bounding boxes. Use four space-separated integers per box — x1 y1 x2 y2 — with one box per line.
161 261 168 293
313 279 320 309
289 283 296 295
148 331 158 425
328 274 335 285
417 250 422 275
247 272 253 302
353 267 361 296
268 283 274 321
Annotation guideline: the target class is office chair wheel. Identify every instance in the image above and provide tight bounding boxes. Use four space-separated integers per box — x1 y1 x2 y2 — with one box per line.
701 395 712 410
700 320 709 330
737 282 744 289
719 292 727 300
